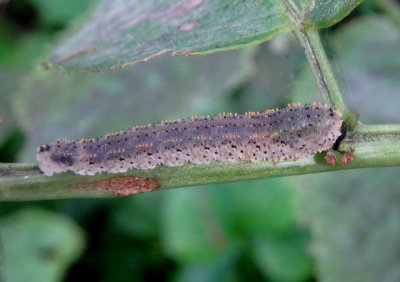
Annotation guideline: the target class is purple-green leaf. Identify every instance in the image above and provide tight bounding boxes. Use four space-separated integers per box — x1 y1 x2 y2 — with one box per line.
47 0 291 72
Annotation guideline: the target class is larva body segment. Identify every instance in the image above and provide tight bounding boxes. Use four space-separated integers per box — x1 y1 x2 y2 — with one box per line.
36 104 346 176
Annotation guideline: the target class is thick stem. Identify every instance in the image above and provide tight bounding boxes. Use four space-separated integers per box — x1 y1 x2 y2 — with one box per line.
356 123 400 135
2 135 400 201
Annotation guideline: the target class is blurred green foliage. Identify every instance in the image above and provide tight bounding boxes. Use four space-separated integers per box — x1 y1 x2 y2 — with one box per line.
291 15 400 124
294 167 400 282
0 208 84 282
1 0 400 281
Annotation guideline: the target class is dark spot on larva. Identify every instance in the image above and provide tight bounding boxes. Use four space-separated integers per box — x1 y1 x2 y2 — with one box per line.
51 153 74 166
38 144 51 152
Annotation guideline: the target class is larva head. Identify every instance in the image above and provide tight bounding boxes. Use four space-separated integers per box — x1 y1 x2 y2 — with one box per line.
36 140 78 176
265 104 345 155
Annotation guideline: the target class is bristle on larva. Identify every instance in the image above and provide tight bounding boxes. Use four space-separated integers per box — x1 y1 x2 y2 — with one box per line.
36 104 346 176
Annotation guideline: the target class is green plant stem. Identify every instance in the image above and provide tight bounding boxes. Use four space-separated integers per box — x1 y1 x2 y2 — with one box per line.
279 0 350 117
356 123 400 135
376 0 400 27
301 27 349 114
1 134 400 201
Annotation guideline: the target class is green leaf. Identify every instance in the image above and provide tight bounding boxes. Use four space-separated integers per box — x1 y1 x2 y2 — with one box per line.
252 234 313 282
0 208 84 282
220 179 296 237
162 178 313 281
304 0 364 27
294 168 400 282
162 186 229 262
47 0 291 72
15 49 255 162
111 191 166 238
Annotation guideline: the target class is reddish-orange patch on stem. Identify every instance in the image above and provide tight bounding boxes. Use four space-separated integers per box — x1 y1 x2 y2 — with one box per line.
341 152 355 166
324 152 337 166
71 176 160 196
